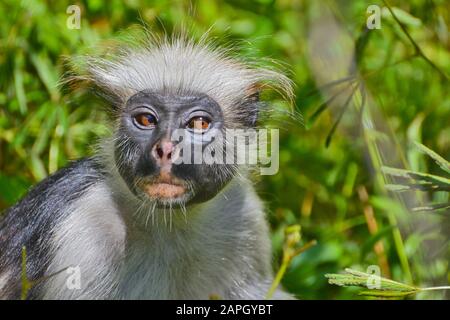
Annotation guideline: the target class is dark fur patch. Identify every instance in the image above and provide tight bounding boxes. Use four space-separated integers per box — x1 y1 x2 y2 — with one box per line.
0 158 105 299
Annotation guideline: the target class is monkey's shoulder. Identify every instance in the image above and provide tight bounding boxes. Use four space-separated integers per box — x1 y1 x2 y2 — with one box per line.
0 158 107 298
0 157 106 249
2 157 104 217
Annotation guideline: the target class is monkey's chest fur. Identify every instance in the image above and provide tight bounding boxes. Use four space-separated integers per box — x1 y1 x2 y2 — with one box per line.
44 183 270 299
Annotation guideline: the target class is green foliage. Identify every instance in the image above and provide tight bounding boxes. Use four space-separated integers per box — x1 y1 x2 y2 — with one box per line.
383 142 450 213
0 0 449 299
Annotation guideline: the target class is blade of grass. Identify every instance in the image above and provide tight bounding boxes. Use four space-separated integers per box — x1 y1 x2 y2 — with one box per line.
414 142 450 174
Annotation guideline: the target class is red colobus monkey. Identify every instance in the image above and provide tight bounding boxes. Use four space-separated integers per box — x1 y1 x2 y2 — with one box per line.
0 32 293 299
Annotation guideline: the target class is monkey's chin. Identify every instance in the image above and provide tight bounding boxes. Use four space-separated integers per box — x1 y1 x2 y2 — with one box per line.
135 173 193 206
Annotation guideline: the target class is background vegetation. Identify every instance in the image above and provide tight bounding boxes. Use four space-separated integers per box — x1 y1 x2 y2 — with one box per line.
0 0 449 299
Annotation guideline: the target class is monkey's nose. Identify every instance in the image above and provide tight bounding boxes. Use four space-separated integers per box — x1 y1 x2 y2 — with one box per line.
152 140 176 166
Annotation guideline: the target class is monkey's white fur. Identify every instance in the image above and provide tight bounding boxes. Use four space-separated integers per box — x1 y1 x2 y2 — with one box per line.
42 175 285 299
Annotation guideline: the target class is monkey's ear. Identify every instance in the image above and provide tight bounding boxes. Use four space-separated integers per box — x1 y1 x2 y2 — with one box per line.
93 85 124 112
62 70 125 118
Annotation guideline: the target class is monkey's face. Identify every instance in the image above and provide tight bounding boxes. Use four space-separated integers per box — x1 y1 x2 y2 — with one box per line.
114 90 238 207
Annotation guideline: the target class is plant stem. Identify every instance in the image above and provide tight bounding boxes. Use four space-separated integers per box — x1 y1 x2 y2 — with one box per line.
266 255 289 300
420 286 450 291
266 239 317 299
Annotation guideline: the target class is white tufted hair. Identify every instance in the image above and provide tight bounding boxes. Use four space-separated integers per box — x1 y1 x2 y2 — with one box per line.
73 30 293 118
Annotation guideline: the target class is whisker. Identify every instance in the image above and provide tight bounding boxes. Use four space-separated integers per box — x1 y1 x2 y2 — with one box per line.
180 203 187 224
169 202 173 232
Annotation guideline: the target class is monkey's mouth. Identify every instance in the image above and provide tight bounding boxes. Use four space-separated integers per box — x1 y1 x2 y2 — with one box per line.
144 183 185 199
141 175 187 199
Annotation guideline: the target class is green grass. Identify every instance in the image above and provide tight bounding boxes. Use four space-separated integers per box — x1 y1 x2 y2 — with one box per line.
0 0 449 299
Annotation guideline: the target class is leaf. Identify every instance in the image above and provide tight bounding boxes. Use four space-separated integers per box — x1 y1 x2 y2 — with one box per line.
14 58 27 114
412 203 450 213
29 153 47 181
29 52 60 101
11 99 52 150
382 7 422 27
406 115 425 172
414 142 450 175
358 290 417 298
382 166 450 191
325 268 419 298
326 268 449 298
31 104 58 155
344 268 417 291
384 184 411 192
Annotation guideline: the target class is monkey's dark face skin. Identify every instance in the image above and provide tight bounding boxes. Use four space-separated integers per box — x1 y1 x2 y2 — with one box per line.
114 90 236 207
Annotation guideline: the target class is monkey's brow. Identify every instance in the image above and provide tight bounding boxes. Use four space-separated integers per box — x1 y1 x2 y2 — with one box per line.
127 91 215 107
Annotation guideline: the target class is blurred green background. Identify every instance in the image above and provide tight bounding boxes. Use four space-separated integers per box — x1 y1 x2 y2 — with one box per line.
0 0 449 299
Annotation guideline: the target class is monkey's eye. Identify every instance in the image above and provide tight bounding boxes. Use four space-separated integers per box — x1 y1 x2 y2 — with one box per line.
134 113 157 129
187 116 211 133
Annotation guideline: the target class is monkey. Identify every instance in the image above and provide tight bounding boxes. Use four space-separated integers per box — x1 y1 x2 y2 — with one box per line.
0 33 294 299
